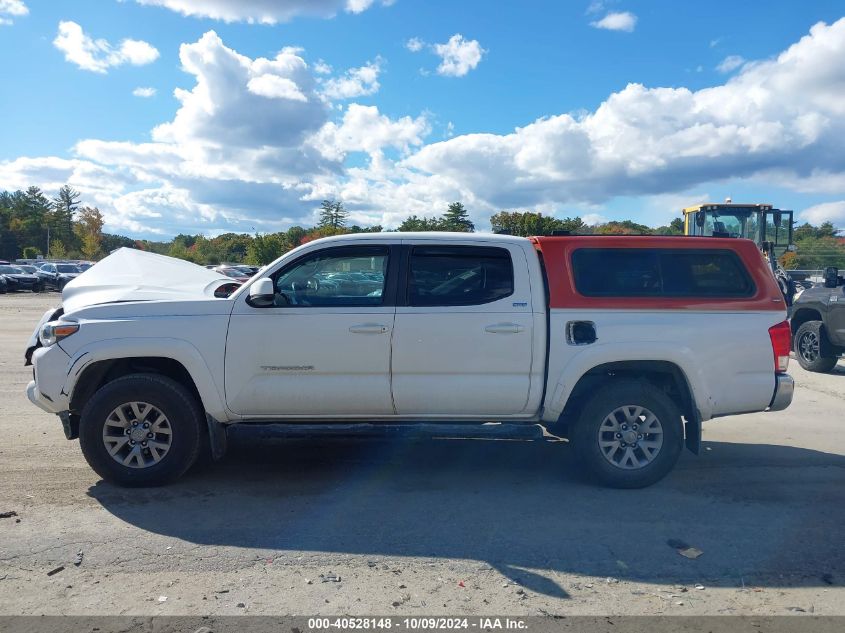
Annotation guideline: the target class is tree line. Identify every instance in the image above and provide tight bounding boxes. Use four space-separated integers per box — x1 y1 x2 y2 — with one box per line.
0 186 105 261
2 185 843 268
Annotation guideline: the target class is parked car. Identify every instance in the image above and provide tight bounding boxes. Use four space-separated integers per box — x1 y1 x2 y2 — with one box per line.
213 265 253 283
0 265 43 292
25 234 793 488
789 266 845 372
36 263 82 291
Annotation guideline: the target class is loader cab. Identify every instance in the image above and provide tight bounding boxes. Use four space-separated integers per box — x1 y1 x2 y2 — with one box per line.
683 203 794 258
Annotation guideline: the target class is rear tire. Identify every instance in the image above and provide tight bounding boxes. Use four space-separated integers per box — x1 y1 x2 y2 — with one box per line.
570 380 684 488
79 373 203 487
794 321 838 373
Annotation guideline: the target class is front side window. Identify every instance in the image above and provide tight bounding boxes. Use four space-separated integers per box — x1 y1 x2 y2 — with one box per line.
408 246 514 306
572 248 754 298
272 246 388 307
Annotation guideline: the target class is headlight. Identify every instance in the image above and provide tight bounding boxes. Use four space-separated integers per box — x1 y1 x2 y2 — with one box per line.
39 322 79 347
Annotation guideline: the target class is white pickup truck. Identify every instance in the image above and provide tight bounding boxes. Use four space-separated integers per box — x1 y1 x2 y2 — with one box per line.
25 233 794 488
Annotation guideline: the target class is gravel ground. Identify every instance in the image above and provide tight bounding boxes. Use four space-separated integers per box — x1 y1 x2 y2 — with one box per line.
1 291 844 616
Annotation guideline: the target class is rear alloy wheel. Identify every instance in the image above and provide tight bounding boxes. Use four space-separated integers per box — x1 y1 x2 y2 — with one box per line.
597 405 664 470
79 374 203 486
571 380 683 488
794 320 838 373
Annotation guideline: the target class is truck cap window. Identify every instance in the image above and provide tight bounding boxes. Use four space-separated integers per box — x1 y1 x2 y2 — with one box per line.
572 248 755 298
273 246 388 307
408 245 514 306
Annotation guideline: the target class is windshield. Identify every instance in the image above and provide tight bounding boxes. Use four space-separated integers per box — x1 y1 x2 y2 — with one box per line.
0 265 24 274
701 209 760 240
56 264 81 273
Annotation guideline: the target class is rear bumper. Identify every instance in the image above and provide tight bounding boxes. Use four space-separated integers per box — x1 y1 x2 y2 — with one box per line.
768 374 794 412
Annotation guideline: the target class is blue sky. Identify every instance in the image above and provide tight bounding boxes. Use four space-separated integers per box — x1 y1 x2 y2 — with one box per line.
1 0 845 237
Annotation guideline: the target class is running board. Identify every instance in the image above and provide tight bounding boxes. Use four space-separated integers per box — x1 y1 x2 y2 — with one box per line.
226 422 550 442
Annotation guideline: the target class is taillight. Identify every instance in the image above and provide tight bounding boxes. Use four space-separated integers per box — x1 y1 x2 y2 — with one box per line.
768 321 791 373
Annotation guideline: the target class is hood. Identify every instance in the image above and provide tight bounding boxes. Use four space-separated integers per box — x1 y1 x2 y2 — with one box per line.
61 247 237 313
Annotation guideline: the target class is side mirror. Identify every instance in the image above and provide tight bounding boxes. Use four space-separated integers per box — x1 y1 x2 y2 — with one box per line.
824 267 839 289
248 277 275 307
695 210 705 228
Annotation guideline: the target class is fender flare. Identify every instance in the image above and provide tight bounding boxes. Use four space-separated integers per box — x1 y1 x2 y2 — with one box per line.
63 337 228 420
542 341 713 424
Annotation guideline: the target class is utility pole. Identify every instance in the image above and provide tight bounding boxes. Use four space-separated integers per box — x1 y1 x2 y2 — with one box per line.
46 225 50 258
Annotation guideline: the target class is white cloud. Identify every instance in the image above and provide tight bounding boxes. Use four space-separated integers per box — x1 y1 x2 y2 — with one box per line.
311 103 429 161
405 37 424 52
401 18 845 213
8 19 845 236
320 59 382 99
313 60 332 74
433 34 485 77
247 74 308 101
581 213 607 226
132 86 157 97
801 201 845 226
134 0 390 23
3 31 427 235
0 0 27 25
53 21 159 73
591 11 637 33
716 55 745 73
152 31 326 149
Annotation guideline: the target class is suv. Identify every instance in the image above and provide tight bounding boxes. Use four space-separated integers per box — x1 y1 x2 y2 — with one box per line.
790 267 845 372
25 235 793 488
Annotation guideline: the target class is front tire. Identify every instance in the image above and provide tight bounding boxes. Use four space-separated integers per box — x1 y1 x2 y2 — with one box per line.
570 380 684 488
79 374 203 486
794 321 838 373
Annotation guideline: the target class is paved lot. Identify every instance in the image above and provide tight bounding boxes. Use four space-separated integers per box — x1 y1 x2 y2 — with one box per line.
1 292 844 615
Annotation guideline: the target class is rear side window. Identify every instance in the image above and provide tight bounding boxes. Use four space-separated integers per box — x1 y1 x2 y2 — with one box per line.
408 246 514 306
572 248 754 298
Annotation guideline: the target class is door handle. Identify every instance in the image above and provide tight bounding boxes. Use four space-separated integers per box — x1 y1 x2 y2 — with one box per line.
349 323 389 334
485 323 524 334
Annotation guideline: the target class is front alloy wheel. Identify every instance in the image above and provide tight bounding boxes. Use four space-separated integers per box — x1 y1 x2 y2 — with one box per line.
793 320 838 373
102 402 173 468
798 330 820 364
79 373 203 486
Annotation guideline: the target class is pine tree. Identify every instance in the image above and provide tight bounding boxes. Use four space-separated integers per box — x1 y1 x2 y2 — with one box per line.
332 200 348 229
52 185 81 251
441 202 475 232
318 199 348 230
